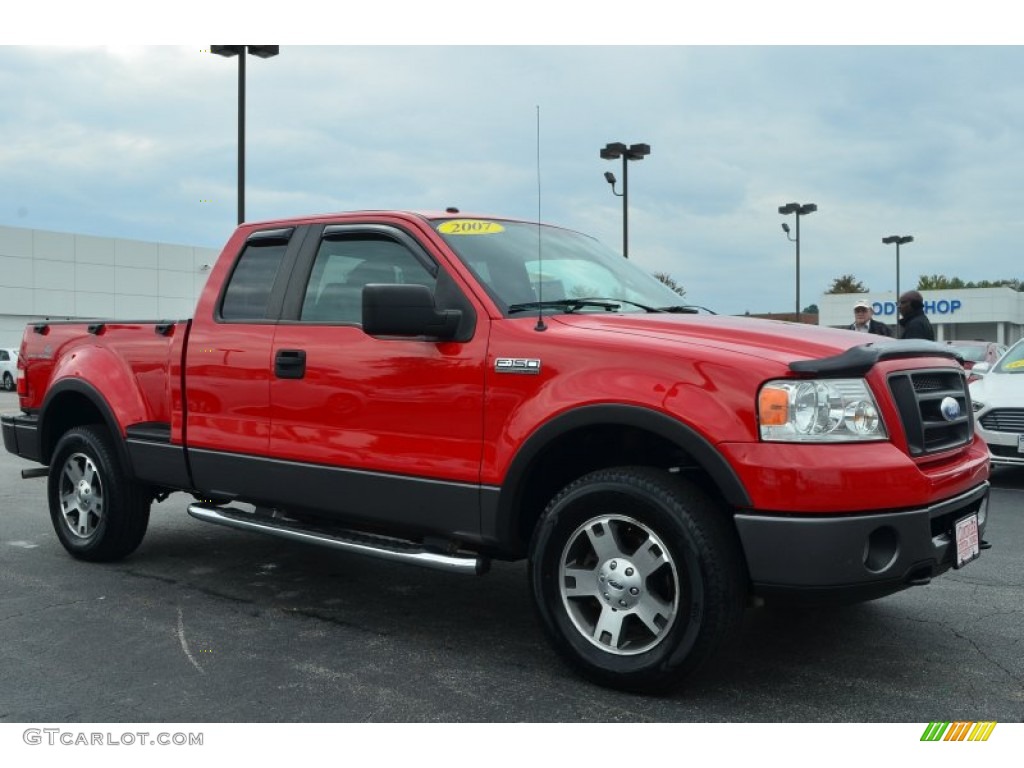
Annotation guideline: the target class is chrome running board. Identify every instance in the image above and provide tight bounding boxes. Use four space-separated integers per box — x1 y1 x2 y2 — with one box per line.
187 503 489 575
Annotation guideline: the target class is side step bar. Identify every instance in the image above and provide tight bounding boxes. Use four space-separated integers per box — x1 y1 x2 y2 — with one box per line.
187 503 490 576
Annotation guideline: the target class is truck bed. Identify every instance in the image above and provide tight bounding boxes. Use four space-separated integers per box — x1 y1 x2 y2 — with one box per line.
17 319 190 432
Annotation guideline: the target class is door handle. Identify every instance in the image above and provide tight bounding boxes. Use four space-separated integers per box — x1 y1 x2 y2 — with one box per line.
275 349 306 379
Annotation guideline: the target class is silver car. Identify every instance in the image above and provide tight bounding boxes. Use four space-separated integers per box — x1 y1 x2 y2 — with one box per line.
0 348 17 392
969 338 1024 467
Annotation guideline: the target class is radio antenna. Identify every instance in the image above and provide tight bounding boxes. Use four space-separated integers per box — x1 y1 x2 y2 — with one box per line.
534 104 546 332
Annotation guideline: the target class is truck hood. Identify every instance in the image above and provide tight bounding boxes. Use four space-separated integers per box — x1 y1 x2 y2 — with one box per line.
550 313 885 368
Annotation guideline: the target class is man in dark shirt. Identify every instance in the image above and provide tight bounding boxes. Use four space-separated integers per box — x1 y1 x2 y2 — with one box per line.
897 290 935 340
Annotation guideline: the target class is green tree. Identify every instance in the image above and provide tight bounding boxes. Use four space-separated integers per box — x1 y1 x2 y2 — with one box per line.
653 272 686 297
916 274 966 290
825 274 868 294
803 303 819 314
968 278 1022 291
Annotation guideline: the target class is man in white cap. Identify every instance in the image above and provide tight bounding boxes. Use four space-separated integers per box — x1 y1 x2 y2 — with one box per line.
849 299 892 336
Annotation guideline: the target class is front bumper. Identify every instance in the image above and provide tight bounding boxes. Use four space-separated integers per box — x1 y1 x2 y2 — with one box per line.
735 482 990 603
975 428 1024 468
985 447 1024 468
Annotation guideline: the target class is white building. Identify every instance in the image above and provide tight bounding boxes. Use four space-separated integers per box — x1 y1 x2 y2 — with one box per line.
0 224 220 349
819 288 1024 344
5 222 1022 351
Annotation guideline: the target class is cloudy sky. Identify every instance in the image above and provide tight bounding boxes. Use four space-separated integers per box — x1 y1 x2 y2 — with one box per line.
3 11 1022 316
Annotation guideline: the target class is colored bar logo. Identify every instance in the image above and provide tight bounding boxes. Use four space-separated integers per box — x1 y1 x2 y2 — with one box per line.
921 722 997 741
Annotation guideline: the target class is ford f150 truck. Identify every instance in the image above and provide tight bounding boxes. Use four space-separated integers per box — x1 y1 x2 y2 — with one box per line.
2 210 991 692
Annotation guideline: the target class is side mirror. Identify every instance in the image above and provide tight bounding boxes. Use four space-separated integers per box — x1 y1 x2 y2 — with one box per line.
362 284 461 340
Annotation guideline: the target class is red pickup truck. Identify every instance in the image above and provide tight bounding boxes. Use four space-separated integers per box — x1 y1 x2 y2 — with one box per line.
2 210 990 692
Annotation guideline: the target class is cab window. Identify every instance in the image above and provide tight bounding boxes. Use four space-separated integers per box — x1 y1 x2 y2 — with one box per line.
220 242 289 321
300 235 437 324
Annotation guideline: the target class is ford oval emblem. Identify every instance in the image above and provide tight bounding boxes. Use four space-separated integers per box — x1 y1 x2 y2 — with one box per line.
940 396 961 422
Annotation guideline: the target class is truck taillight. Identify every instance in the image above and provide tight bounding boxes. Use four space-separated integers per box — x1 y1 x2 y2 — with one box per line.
16 374 26 396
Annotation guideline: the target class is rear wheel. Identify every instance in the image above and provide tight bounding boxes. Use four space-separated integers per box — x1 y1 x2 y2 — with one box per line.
48 425 151 562
529 467 747 693
2 372 13 391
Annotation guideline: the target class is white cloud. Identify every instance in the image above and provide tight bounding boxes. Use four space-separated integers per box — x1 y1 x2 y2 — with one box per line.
1 44 1023 314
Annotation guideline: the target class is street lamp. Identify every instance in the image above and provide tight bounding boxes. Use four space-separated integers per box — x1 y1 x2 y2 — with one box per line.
600 142 651 258
211 45 280 225
778 202 818 320
882 235 914 304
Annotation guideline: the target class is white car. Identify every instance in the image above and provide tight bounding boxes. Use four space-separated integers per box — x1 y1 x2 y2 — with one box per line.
969 338 1024 468
0 348 17 391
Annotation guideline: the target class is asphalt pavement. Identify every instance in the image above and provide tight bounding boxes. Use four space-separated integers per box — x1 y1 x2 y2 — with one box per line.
1 389 1022 723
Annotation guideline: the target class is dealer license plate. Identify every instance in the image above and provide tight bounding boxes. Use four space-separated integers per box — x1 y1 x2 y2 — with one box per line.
954 514 980 569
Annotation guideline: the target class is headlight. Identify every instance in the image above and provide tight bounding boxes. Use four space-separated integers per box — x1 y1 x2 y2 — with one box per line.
968 383 985 412
758 378 887 442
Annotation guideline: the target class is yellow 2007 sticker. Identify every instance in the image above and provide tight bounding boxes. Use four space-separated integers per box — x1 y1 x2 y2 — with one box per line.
1005 359 1024 370
438 220 505 235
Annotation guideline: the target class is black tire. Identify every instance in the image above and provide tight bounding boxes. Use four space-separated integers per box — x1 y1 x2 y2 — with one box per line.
2 372 13 391
47 425 151 562
529 467 747 693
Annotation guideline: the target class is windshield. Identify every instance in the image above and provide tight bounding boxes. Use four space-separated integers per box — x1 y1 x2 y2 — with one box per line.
431 218 687 314
994 340 1024 374
948 344 988 362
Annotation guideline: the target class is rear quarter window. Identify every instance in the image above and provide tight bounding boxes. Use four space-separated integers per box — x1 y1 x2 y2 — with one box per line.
219 242 289 321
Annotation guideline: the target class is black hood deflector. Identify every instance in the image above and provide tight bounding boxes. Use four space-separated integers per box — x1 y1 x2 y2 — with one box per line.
789 340 962 377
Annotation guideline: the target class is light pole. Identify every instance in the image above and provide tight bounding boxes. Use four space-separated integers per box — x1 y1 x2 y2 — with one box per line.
600 142 650 258
211 45 280 225
778 202 817 320
882 235 914 304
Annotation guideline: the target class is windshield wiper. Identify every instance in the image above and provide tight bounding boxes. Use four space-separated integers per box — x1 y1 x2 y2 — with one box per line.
507 299 622 315
582 297 663 313
508 298 716 316
509 297 674 315
658 304 717 314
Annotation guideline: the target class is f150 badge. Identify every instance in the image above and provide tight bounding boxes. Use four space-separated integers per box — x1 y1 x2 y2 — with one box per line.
495 358 541 375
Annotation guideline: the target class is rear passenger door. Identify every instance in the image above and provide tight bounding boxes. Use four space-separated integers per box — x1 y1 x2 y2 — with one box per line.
184 227 302 496
266 223 488 532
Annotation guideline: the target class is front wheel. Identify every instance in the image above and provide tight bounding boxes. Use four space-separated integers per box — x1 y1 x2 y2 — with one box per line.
2 372 13 391
47 425 151 562
529 467 747 693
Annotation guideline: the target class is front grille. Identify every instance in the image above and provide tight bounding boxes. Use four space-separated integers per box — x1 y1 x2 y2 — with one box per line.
989 444 1024 458
979 408 1024 434
888 368 973 457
